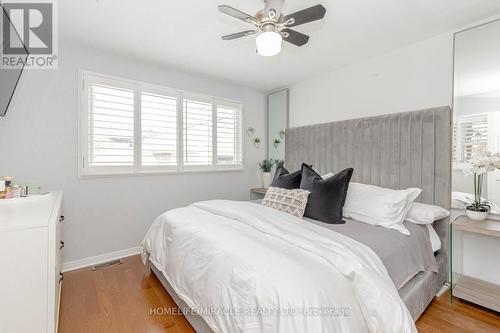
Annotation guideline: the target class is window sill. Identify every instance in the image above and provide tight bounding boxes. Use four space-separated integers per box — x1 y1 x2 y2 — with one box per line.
78 166 245 179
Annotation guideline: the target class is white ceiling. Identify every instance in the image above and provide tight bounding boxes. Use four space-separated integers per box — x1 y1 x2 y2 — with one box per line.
60 0 500 91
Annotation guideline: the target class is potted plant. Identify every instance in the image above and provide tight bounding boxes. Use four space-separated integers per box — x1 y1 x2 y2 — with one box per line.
273 138 281 149
274 159 284 170
254 137 261 148
258 159 275 188
462 153 500 220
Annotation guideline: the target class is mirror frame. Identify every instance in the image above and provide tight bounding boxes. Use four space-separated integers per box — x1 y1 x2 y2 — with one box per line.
266 88 289 160
452 18 500 217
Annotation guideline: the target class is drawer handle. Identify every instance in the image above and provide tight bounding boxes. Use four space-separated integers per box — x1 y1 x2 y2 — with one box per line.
59 215 65 223
59 241 65 250
59 272 64 283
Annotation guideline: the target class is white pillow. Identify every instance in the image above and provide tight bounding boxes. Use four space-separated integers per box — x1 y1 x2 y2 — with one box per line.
405 202 450 225
343 182 421 235
426 224 441 252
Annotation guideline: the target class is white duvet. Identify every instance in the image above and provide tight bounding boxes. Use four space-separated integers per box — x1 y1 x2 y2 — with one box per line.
141 200 416 333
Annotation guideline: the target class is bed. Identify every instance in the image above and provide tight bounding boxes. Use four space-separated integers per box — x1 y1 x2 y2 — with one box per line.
142 106 451 332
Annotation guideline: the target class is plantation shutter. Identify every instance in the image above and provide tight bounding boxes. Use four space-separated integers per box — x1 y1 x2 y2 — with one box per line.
216 104 242 165
87 79 135 170
183 98 213 166
452 122 458 164
459 114 488 163
80 72 244 176
141 90 178 167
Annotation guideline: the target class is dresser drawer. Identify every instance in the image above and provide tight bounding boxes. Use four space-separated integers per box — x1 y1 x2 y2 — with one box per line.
54 213 64 333
55 214 63 270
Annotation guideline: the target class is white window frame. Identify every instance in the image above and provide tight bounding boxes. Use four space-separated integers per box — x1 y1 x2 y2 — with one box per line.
78 71 244 177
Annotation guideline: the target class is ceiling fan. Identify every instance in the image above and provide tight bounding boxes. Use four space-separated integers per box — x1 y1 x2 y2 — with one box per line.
219 0 326 57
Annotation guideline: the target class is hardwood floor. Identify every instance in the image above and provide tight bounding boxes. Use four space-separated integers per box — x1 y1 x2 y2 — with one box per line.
59 255 194 333
59 255 500 333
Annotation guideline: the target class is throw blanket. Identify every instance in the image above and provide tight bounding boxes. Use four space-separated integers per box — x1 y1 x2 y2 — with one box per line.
141 200 417 333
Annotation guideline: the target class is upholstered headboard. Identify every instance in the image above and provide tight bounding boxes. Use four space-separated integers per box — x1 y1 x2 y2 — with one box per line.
285 106 452 264
285 106 451 208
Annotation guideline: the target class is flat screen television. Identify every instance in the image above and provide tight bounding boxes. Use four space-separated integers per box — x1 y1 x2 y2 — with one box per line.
0 6 28 117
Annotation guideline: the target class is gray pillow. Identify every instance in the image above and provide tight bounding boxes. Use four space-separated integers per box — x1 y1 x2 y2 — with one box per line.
271 166 302 189
300 164 353 224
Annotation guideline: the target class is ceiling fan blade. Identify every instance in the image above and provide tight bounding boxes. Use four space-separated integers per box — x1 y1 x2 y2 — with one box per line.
221 30 257 40
218 5 258 24
281 28 310 47
283 4 326 27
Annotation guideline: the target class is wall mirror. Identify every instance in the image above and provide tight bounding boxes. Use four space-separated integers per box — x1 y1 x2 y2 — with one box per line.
453 19 500 214
267 89 289 162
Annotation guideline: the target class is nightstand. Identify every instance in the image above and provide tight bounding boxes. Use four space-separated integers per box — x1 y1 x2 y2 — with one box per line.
250 188 267 200
450 215 500 312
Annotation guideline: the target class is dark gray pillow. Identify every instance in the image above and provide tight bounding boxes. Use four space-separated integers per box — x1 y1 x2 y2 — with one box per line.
271 166 302 189
300 164 353 224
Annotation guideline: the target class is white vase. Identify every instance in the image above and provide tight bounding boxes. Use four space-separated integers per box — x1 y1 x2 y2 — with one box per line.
465 208 488 221
262 172 272 188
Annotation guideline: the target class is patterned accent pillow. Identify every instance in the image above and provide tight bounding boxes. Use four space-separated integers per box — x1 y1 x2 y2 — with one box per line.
261 186 310 218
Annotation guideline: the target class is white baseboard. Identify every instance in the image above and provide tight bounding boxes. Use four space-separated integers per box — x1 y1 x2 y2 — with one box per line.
62 246 141 272
436 282 451 297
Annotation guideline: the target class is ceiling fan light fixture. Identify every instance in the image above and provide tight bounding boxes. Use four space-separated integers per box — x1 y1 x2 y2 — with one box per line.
219 2 326 55
256 31 282 57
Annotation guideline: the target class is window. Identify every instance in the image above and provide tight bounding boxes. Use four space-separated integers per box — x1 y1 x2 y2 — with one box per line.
141 90 177 168
217 103 242 165
453 113 488 165
183 98 213 166
85 78 135 172
79 72 244 176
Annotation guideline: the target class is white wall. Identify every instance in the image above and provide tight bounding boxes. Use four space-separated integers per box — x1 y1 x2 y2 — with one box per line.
0 43 266 264
289 33 454 126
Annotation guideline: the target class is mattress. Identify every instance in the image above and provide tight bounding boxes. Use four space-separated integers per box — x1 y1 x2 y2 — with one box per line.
304 217 439 290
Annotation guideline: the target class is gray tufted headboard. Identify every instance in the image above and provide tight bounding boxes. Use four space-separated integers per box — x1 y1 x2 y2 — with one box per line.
285 106 452 262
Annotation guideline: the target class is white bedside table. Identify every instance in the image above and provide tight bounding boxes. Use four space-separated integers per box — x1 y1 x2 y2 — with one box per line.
450 215 500 312
250 188 267 200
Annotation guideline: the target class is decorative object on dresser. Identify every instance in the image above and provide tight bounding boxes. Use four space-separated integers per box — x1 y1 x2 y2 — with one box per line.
258 158 275 188
0 191 64 333
450 215 500 312
460 153 500 221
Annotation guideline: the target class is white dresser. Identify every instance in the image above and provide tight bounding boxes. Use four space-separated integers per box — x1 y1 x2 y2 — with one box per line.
0 191 64 333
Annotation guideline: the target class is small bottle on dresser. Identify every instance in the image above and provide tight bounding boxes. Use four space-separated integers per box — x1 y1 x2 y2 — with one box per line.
3 176 13 199
0 179 5 199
